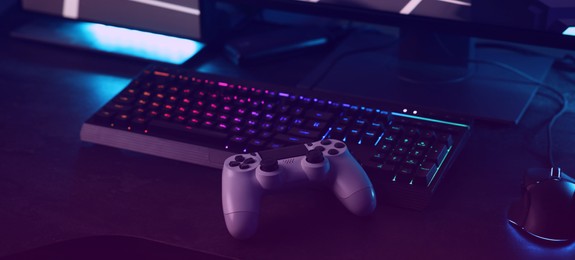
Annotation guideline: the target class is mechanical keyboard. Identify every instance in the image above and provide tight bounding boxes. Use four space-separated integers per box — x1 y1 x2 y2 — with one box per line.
80 64 471 210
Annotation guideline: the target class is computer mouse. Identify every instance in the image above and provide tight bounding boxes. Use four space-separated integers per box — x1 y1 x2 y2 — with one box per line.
508 168 575 242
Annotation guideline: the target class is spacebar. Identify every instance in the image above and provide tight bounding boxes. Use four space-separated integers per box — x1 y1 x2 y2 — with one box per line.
147 120 228 147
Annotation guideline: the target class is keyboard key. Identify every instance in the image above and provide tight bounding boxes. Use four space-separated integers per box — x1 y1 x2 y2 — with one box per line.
329 125 347 140
438 133 454 146
287 128 322 139
304 110 334 121
397 166 414 183
414 161 438 186
273 134 314 145
247 139 267 152
292 118 305 127
347 128 363 143
361 131 379 146
113 114 131 128
130 117 148 132
421 130 437 139
362 161 396 180
227 135 248 152
90 110 115 125
371 153 386 162
427 144 448 164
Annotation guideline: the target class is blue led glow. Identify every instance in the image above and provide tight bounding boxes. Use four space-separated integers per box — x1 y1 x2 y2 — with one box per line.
506 223 575 256
321 127 332 140
392 112 470 128
374 133 384 146
425 146 451 186
83 74 131 105
563 27 575 36
77 22 204 64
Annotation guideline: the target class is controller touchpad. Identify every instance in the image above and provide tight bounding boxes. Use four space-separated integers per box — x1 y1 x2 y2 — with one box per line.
258 144 308 161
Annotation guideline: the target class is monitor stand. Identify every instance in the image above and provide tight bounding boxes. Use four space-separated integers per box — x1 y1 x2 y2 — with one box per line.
298 30 555 125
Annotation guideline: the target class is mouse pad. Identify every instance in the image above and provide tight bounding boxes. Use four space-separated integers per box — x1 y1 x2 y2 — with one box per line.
0 235 237 260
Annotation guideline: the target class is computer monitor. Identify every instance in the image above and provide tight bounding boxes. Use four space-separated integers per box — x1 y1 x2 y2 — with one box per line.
13 0 231 64
223 0 575 124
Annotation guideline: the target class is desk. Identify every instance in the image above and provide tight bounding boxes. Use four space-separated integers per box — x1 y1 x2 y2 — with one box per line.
1 10 575 260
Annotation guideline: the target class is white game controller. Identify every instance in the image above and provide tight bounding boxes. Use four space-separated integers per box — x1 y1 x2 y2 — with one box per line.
221 139 376 239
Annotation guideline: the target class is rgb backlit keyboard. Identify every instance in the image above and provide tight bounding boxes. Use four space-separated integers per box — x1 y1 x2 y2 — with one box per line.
81 64 471 209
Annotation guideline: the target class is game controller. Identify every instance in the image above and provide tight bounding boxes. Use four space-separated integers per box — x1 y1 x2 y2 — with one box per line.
221 139 376 239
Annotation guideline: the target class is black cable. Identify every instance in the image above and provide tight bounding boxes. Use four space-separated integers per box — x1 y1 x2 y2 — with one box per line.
307 35 399 90
396 33 476 85
396 65 476 85
546 93 569 168
471 58 570 169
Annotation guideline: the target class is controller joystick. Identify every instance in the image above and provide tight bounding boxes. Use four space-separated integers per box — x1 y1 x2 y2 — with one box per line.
303 149 329 182
222 139 376 239
260 159 279 172
306 149 324 163
256 159 282 190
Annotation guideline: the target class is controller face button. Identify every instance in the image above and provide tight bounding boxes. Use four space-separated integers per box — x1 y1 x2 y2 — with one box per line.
306 149 325 164
244 158 257 164
306 143 313 146
239 164 251 170
229 161 241 167
328 149 339 155
334 142 346 148
313 146 326 152
320 139 332 145
260 159 279 172
234 155 246 162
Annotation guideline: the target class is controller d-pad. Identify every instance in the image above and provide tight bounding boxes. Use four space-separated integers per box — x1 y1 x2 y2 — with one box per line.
328 149 339 155
260 159 279 172
306 149 325 164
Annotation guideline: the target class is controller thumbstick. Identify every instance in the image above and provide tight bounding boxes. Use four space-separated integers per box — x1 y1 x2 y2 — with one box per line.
260 159 279 172
306 149 324 164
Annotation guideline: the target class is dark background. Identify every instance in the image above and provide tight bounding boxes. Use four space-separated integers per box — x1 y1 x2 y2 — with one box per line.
1 1 575 259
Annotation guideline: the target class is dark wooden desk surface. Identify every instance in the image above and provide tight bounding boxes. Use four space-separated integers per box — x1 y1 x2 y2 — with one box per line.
1 9 575 260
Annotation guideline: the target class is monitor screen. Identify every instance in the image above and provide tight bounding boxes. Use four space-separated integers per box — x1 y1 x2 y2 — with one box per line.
250 0 575 51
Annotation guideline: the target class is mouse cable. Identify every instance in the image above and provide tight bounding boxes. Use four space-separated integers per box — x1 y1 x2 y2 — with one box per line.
545 93 569 169
470 59 570 170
